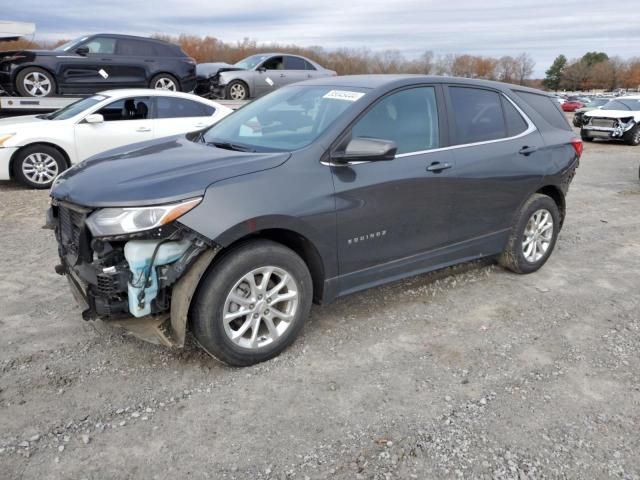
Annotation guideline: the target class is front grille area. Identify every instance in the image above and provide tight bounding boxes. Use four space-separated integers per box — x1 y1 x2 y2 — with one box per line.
591 118 616 128
58 206 84 256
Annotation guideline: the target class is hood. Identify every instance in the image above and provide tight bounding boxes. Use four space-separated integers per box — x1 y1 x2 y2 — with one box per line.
0 114 45 130
196 62 246 79
0 49 60 60
585 109 640 119
51 134 290 208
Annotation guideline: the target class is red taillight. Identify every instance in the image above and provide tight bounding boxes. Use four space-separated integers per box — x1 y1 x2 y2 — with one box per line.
570 138 583 158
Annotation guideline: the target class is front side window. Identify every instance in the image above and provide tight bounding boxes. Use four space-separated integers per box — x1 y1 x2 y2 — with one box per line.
96 97 150 121
234 55 269 70
262 56 284 70
82 37 116 55
450 87 506 144
202 85 368 152
351 87 439 154
156 97 214 119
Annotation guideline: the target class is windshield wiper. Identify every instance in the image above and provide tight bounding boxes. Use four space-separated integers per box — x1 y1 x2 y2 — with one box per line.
205 140 255 152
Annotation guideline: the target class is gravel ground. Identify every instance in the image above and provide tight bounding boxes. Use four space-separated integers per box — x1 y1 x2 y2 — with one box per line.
1 122 639 479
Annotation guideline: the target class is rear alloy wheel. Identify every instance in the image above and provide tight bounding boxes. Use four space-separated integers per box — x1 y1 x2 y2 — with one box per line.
150 73 179 91
191 240 312 366
225 80 248 100
499 194 560 274
14 145 66 189
16 67 56 97
623 125 640 146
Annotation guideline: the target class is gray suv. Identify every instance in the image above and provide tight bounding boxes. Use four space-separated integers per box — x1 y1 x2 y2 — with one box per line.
48 75 581 366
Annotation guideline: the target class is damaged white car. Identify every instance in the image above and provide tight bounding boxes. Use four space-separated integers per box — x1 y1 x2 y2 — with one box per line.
581 96 640 146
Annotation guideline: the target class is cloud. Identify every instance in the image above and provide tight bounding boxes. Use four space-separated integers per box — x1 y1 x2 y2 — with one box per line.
5 0 640 76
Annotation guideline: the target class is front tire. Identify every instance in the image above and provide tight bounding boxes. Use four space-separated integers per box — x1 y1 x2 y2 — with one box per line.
150 73 179 91
16 67 56 97
580 129 593 142
225 80 249 100
499 194 560 274
191 240 313 366
13 144 66 189
623 125 640 146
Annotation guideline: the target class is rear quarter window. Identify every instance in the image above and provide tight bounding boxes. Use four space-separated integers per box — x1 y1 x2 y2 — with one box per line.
514 91 572 131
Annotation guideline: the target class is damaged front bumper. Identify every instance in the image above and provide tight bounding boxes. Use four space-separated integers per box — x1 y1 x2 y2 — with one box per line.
47 201 219 347
582 117 636 138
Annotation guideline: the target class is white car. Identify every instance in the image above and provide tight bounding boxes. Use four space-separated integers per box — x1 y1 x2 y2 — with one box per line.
0 89 232 188
581 95 640 146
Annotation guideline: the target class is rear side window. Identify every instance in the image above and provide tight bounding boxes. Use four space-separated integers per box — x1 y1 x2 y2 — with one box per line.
118 39 157 56
304 60 316 71
514 91 572 131
352 86 439 154
449 87 506 144
156 97 214 118
284 56 306 70
502 97 528 137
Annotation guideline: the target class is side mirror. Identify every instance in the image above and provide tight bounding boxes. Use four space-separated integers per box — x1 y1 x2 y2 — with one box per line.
84 113 104 124
332 137 397 164
75 46 90 56
257 66 266 73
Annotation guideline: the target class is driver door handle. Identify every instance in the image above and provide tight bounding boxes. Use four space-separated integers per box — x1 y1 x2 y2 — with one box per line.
426 162 452 172
136 127 151 133
519 145 538 156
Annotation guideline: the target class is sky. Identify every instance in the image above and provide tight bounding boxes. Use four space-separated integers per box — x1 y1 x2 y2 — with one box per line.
4 0 640 77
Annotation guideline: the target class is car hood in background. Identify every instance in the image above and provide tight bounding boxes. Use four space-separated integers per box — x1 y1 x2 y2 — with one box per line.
585 109 640 119
0 114 47 129
50 135 290 208
196 62 246 79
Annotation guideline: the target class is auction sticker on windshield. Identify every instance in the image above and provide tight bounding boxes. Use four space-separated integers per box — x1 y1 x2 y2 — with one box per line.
323 90 365 101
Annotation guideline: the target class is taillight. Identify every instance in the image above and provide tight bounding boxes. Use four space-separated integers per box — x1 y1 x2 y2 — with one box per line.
570 138 583 158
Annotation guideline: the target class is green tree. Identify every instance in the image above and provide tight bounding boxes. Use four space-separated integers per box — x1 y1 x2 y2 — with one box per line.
543 54 567 91
581 51 609 67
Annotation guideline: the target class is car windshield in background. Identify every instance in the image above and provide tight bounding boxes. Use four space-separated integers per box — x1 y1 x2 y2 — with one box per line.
46 95 107 120
602 99 640 111
202 85 369 152
234 55 270 70
55 36 88 52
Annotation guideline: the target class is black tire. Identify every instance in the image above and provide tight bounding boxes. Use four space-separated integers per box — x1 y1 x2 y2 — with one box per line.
498 193 561 274
16 67 56 97
13 144 66 189
191 240 313 366
623 125 640 146
150 73 180 91
225 80 249 100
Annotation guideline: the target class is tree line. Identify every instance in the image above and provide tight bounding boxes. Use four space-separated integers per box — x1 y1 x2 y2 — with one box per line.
543 52 640 91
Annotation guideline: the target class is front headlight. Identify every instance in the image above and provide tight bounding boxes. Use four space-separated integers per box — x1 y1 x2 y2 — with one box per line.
86 197 202 237
0 133 15 146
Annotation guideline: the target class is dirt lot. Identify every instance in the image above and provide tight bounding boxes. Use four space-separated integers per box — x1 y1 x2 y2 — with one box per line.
1 125 639 479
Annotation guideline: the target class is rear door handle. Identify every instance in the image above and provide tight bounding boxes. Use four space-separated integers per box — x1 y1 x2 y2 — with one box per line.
136 127 151 132
426 162 452 172
519 145 538 156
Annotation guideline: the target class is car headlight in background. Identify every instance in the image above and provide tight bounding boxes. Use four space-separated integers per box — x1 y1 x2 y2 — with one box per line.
86 197 202 237
0 133 15 146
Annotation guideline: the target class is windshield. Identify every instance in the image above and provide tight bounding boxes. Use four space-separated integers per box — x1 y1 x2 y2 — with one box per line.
602 99 640 111
54 36 88 52
202 85 368 152
46 95 107 120
234 54 270 70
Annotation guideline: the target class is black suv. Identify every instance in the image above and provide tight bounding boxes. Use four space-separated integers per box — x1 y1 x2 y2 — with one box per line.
0 34 196 97
48 75 581 366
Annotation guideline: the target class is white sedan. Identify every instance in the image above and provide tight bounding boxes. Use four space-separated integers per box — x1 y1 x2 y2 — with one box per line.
0 89 232 188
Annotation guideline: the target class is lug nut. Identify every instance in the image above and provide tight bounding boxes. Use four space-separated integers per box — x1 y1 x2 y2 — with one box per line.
266 298 271 303
253 313 259 318
258 294 263 300
264 309 270 315
249 304 255 309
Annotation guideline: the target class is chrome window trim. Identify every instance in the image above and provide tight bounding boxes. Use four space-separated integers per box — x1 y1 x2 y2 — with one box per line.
324 92 537 166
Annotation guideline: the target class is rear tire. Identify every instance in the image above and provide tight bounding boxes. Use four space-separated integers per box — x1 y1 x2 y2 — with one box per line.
623 125 640 146
498 194 560 274
191 240 313 366
13 144 66 189
16 67 56 97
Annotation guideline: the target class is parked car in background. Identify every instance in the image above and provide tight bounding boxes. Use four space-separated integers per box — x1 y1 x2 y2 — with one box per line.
195 53 336 100
573 98 610 127
561 100 585 112
0 34 197 97
0 89 231 188
581 96 640 145
48 75 581 366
